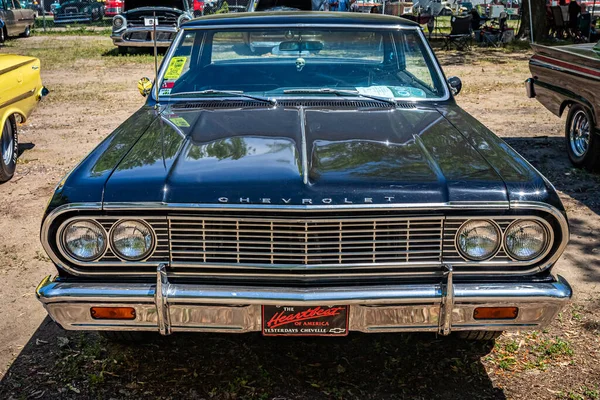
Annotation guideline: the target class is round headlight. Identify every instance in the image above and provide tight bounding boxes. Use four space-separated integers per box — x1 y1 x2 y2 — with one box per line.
456 220 501 261
505 220 548 261
113 16 124 28
63 220 107 261
111 220 155 261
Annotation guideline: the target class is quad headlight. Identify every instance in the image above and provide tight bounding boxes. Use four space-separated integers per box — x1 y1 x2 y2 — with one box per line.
63 220 107 261
110 220 155 261
504 220 548 261
456 220 501 261
113 15 125 29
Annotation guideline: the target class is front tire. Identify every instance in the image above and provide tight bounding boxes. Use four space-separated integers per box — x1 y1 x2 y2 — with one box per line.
0 117 18 183
565 104 600 171
457 331 502 341
0 26 7 43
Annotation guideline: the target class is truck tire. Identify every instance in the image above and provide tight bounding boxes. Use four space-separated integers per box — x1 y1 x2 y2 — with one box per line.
0 26 6 43
566 104 600 171
0 116 18 183
457 331 502 341
20 25 31 38
99 331 153 342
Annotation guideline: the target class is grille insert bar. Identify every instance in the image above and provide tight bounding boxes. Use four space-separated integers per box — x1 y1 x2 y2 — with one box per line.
169 216 443 267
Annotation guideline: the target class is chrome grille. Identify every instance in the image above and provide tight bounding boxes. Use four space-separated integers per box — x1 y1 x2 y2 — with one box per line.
169 216 443 268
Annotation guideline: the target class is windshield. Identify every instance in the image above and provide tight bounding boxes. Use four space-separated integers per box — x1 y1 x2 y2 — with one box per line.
158 27 448 101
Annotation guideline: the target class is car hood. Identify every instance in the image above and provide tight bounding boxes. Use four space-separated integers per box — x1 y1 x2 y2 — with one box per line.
96 103 557 207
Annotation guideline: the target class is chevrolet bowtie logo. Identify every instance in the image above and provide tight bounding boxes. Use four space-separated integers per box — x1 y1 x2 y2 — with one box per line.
329 328 346 334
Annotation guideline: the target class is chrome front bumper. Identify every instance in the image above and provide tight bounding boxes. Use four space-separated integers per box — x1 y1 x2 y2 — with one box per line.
111 26 178 47
36 267 572 336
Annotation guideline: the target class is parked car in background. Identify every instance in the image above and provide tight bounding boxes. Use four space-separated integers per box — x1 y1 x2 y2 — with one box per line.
37 12 572 343
0 0 35 41
53 0 105 24
105 0 123 16
0 55 47 182
527 41 600 171
21 0 43 17
244 0 314 52
111 0 193 54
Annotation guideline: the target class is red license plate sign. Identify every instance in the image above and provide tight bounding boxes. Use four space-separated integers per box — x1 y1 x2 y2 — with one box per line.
262 305 348 336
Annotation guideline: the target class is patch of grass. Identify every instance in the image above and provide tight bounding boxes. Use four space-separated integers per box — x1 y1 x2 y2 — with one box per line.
504 340 519 353
535 337 574 358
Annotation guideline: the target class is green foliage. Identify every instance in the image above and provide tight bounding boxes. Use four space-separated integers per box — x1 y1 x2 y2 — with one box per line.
216 1 229 14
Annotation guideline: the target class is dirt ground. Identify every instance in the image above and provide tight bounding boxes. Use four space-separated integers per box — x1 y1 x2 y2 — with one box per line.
0 36 599 400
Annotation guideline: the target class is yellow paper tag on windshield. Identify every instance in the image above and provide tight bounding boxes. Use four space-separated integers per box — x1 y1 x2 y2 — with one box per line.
169 117 190 127
164 57 187 80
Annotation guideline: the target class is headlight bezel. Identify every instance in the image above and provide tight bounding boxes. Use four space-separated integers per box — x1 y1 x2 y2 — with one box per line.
113 15 125 29
60 219 108 262
504 219 550 261
109 219 156 262
455 219 502 261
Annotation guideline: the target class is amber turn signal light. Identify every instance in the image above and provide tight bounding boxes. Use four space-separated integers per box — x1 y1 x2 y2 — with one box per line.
473 307 518 320
90 307 136 320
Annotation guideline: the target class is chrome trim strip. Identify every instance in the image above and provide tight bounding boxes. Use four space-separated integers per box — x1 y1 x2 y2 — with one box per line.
38 275 572 305
102 201 510 211
530 58 600 82
299 106 309 185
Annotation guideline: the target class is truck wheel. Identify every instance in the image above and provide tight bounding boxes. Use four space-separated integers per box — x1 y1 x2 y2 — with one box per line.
0 117 18 183
457 331 502 341
566 104 600 171
21 25 31 38
0 27 7 43
99 331 153 342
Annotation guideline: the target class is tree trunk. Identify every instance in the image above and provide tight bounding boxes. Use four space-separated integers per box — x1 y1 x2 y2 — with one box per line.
517 0 548 42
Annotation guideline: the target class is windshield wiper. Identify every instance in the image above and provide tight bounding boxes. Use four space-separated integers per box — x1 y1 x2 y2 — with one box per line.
169 90 277 106
283 88 397 105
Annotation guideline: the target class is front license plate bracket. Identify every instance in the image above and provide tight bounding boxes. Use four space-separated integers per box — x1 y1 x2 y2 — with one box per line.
262 305 349 336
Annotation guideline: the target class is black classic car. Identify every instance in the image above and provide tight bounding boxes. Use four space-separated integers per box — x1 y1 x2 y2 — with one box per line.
53 0 105 24
37 13 572 342
527 42 600 171
111 0 193 54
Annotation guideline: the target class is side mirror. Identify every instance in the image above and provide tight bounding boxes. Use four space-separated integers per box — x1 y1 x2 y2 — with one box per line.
448 76 462 96
138 77 152 97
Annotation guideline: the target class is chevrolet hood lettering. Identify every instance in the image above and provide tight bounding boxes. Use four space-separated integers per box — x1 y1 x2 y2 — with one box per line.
217 197 378 205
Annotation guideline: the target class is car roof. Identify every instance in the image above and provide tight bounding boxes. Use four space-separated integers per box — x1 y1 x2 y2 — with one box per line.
183 11 420 28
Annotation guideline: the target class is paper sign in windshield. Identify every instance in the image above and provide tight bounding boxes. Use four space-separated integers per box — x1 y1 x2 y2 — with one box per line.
164 57 187 80
169 117 190 127
356 86 395 98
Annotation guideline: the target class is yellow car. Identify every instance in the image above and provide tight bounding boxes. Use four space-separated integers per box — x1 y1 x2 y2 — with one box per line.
0 54 47 182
